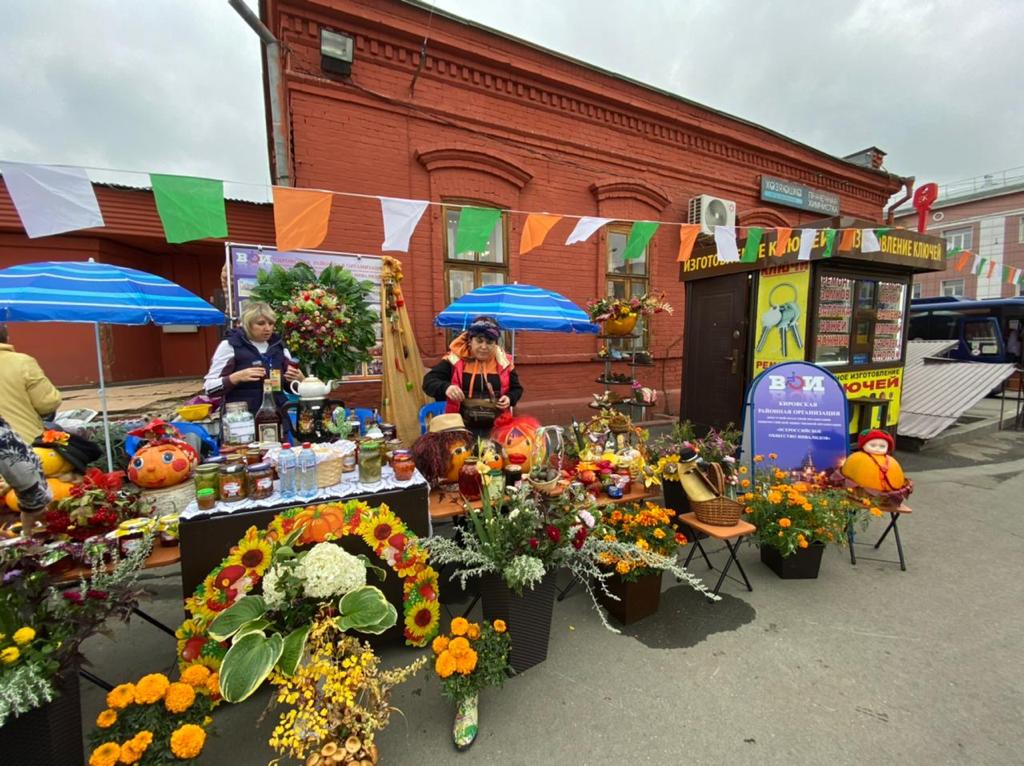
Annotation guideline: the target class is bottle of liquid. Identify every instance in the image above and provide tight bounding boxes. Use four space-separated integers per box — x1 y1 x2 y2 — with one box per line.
298 441 318 498
277 442 296 499
255 379 282 443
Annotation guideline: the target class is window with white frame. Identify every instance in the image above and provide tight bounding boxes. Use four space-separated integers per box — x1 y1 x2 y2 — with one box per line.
911 282 922 299
944 227 972 251
1019 217 1024 243
941 279 965 297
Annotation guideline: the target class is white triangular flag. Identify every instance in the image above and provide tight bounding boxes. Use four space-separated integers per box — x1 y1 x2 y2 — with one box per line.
713 226 740 263
379 197 429 252
565 216 612 245
0 161 104 238
861 228 881 253
797 228 816 261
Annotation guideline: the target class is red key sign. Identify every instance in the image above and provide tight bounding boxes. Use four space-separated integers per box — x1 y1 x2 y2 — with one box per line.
912 182 939 233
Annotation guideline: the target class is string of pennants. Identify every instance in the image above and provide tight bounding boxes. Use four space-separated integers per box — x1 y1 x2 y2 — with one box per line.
2 160 1022 287
945 247 1024 286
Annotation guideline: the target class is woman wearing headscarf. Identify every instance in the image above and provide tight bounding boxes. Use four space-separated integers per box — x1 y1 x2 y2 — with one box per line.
422 316 522 437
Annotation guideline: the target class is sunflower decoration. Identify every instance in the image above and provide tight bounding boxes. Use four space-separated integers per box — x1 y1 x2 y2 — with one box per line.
231 526 274 580
357 505 402 552
405 566 439 602
404 598 440 646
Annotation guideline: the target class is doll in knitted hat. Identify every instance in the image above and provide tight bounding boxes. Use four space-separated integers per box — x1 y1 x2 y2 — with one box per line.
837 429 912 506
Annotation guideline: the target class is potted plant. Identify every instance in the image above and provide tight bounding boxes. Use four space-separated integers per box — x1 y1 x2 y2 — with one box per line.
649 422 741 516
43 467 143 545
593 502 688 624
740 456 865 579
585 293 673 336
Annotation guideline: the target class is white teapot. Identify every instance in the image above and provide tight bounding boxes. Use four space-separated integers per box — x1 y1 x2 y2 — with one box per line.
289 375 337 400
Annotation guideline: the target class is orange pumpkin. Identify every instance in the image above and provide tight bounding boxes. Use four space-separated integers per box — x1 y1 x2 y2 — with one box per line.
5 477 74 512
293 506 348 544
128 442 197 489
479 442 504 472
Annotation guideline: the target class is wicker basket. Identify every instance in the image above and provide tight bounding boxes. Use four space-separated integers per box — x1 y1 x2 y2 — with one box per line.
139 478 196 517
691 463 743 527
316 456 344 488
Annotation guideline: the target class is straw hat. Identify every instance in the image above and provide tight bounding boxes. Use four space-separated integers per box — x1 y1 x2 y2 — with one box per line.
428 413 468 433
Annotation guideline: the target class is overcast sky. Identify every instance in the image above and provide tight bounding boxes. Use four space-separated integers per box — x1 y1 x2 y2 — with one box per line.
1 0 1021 198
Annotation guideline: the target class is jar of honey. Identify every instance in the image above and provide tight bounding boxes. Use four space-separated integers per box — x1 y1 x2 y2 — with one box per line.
219 462 247 502
392 450 416 481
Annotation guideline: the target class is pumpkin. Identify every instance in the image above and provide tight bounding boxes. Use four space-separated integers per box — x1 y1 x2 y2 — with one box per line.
840 451 907 493
34 447 74 478
445 441 470 484
293 506 348 544
479 442 504 472
491 415 541 473
128 442 197 489
5 477 74 512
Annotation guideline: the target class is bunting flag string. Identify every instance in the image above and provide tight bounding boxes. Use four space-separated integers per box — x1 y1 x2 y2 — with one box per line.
519 213 562 255
838 228 857 252
797 228 816 261
774 227 792 258
0 161 104 238
150 174 227 244
273 187 332 253
820 229 837 259
861 228 881 253
676 224 700 262
741 227 763 263
380 197 428 252
713 226 740 263
623 221 659 261
564 216 611 245
454 206 502 255
987 259 998 279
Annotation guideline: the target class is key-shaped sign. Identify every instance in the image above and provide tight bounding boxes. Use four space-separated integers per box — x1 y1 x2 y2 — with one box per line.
779 301 803 350
756 305 783 352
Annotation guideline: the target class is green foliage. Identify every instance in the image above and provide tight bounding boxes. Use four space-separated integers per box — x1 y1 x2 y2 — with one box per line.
220 632 285 703
335 586 397 634
248 262 378 380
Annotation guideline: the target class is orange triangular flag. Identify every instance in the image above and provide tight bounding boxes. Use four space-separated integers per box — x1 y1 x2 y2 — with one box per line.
519 213 562 255
273 187 333 253
955 251 972 271
987 259 998 279
676 224 700 262
774 227 792 257
838 228 857 252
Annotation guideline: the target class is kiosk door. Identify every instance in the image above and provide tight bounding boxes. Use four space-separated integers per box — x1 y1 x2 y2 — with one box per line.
681 272 751 431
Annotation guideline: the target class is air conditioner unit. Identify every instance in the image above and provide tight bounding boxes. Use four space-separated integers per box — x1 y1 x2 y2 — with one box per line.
688 194 736 235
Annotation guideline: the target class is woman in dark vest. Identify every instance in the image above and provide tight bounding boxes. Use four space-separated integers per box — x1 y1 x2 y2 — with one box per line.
422 315 523 438
203 301 305 425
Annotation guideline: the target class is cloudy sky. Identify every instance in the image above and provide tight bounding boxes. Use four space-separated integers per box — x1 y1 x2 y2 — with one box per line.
1 0 1021 198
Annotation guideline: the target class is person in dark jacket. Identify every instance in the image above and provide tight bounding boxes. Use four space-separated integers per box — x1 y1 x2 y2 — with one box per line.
203 301 305 419
422 316 522 437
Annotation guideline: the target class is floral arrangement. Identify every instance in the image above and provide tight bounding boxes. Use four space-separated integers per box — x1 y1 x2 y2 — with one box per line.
178 501 439 678
86 669 216 766
585 292 673 323
267 612 425 764
595 502 687 582
741 456 871 557
249 262 378 380
43 468 143 541
648 422 741 491
0 533 153 725
431 616 510 703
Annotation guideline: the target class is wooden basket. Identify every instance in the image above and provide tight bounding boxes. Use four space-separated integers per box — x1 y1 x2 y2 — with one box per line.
139 479 196 517
691 462 743 527
316 456 344 488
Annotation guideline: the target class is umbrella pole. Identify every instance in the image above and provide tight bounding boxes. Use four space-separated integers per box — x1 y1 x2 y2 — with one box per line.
93 322 114 472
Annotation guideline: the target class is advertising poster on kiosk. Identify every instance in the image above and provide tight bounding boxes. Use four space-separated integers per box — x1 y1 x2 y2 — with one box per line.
746 362 849 476
752 263 811 374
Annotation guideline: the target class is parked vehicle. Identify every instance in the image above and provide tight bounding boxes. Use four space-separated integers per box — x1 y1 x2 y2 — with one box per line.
909 296 1024 363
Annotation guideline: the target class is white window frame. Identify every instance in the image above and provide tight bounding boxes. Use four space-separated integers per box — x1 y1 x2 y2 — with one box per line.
911 282 922 299
941 279 965 298
1019 217 1024 244
944 227 972 251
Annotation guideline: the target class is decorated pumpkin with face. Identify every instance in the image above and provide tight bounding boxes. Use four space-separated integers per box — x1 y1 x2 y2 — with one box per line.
128 442 197 488
445 439 471 484
34 447 74 478
410 418 473 487
491 414 541 473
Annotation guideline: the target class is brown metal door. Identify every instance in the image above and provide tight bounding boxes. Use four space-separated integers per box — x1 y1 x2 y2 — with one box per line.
680 272 751 431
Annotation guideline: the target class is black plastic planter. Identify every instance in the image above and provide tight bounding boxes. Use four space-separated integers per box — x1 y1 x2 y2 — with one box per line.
0 665 84 766
480 571 556 673
661 480 691 517
598 570 662 625
760 541 825 579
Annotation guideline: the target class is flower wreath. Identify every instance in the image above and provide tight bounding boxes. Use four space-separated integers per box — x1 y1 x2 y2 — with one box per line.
176 499 440 673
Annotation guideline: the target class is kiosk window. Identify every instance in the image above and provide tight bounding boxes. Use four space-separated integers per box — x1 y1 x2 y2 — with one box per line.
813 273 907 367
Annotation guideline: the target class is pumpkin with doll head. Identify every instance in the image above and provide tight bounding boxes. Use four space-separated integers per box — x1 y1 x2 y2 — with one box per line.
126 420 199 489
410 414 472 487
836 429 912 506
490 413 541 473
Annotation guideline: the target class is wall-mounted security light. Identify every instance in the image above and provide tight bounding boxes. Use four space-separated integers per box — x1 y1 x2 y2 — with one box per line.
321 29 354 77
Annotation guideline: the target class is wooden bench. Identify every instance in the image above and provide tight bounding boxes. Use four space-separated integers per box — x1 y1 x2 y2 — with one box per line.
677 512 757 599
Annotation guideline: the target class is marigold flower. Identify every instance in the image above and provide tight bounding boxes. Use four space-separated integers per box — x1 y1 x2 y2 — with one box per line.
753 456 763 463
448 636 470 655
431 635 449 655
449 617 469 636
492 619 506 633
130 732 153 753
674 532 688 544
466 623 481 640
0 647 19 665
164 682 196 714
739 465 749 474
12 627 36 645
798 539 809 549
802 503 813 511
435 650 457 679
205 672 220 698
88 742 121 766
106 683 135 710
95 709 117 729
455 648 478 675
870 506 883 517
779 518 792 529
768 453 778 460
134 673 169 704
740 479 750 489
170 724 206 760
118 742 143 765
615 560 631 575
774 469 787 480
180 664 211 688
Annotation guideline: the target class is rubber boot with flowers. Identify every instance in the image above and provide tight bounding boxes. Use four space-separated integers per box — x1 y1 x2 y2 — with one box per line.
453 692 479 751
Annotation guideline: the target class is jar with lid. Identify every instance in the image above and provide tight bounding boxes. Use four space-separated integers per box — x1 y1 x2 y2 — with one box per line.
195 463 220 497
391 450 416 481
384 438 402 466
222 402 256 446
247 462 274 500
358 440 382 484
245 442 264 466
504 463 523 488
219 461 248 502
196 488 217 511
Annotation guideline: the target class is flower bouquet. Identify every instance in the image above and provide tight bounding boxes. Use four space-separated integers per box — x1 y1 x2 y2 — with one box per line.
584 292 673 323
43 468 143 543
87 669 216 766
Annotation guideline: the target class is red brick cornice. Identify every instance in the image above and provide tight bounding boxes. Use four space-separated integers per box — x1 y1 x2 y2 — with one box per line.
414 146 533 190
589 177 671 212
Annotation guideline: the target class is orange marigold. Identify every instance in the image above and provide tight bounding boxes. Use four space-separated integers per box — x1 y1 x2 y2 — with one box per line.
106 684 135 711
88 742 120 766
778 518 792 529
615 560 631 575
870 506 883 517
134 673 169 705
798 539 809 549
449 617 469 636
466 623 481 640
96 709 117 729
740 479 750 488
454 648 478 675
492 619 506 633
164 682 196 714
169 724 207 760
205 673 220 698
431 635 449 655
435 650 457 679
448 636 470 655
180 664 211 688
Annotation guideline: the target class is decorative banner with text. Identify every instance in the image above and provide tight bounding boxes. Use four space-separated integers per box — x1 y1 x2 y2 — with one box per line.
751 262 811 374
834 366 904 430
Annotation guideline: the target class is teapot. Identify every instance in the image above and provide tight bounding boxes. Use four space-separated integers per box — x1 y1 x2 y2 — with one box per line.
289 375 337 401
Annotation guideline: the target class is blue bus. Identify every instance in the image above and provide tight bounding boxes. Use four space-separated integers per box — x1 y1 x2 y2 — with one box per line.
909 296 1024 362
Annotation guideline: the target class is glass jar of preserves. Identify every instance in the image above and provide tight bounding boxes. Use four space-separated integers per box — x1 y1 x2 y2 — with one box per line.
358 440 382 484
194 464 220 500
384 438 402 466
222 402 256 446
392 450 415 481
247 462 274 500
219 462 247 502
196 488 217 511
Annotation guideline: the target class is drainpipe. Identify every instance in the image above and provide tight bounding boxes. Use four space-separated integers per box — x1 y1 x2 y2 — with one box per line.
228 0 292 186
885 176 914 225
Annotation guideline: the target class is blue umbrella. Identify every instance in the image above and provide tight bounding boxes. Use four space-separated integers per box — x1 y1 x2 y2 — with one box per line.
0 260 226 469
435 283 598 336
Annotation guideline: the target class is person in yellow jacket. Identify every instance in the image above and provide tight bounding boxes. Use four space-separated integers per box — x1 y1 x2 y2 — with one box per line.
0 324 62 444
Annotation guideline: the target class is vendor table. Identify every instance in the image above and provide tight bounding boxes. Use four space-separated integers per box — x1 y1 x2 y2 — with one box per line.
429 482 654 522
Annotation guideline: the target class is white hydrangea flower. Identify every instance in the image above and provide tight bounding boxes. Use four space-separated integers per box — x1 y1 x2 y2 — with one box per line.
295 543 366 599
261 563 286 609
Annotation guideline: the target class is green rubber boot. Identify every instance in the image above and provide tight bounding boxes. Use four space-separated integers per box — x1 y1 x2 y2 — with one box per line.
453 692 479 751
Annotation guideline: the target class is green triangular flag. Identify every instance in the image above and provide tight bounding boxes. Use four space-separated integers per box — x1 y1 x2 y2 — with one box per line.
454 206 501 255
741 227 764 263
946 246 962 260
820 229 837 258
622 221 659 261
975 257 987 276
875 227 891 237
150 174 228 244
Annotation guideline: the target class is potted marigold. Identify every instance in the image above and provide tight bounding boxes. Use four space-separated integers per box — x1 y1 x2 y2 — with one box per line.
593 502 688 624
741 457 863 579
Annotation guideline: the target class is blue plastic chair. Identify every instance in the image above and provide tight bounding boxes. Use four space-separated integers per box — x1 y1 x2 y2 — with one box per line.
125 422 219 459
419 401 447 434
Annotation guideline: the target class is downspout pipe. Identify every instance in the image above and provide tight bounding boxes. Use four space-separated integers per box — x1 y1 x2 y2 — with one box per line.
228 0 291 186
885 176 914 225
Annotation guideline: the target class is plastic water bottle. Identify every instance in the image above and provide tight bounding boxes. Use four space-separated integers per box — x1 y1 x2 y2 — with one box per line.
298 442 318 499
277 442 297 499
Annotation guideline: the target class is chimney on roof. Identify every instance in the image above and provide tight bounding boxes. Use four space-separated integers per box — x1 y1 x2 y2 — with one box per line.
843 147 887 170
